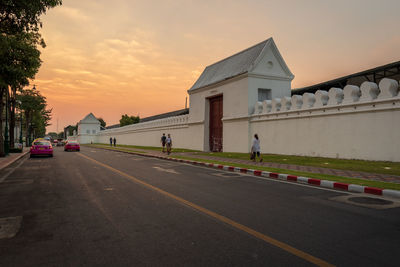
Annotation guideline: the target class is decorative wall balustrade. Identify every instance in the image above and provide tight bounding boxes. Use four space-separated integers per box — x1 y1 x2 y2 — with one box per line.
98 114 189 135
252 78 399 117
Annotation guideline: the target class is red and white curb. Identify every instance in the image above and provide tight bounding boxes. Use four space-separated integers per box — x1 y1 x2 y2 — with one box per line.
89 146 400 200
163 158 400 200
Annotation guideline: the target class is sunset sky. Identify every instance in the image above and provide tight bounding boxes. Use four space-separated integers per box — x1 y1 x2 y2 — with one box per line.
36 0 400 133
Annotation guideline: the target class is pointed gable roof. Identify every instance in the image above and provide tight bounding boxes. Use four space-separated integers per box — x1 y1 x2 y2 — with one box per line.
79 113 100 124
189 37 293 91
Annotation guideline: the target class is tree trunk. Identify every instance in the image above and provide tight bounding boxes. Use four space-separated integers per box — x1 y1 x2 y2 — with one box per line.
0 87 5 157
24 111 30 147
9 97 15 148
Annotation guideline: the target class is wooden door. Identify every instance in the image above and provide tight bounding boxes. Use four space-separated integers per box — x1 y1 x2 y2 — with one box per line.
209 95 223 152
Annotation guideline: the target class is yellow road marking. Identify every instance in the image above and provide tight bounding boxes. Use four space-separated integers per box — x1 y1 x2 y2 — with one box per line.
78 152 334 267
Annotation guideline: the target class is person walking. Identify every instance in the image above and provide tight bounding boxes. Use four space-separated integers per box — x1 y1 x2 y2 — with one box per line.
161 133 167 153
166 134 172 155
109 137 113 146
251 134 263 162
113 137 116 147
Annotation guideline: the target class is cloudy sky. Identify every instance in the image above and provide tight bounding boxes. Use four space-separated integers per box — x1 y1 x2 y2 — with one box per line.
36 0 400 132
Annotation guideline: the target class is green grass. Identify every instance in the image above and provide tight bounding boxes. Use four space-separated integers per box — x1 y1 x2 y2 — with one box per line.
83 144 148 154
90 143 200 153
170 155 400 191
197 152 400 176
88 143 400 175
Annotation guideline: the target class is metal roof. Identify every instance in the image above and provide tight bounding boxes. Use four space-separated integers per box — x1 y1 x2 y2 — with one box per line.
140 108 189 123
189 38 272 91
292 61 400 95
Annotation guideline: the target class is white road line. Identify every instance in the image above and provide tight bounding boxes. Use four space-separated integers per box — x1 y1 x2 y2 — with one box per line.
152 166 179 174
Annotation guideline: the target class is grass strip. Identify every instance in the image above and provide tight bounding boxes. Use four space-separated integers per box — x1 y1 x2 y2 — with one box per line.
84 144 148 154
91 143 199 153
171 155 400 191
196 152 400 176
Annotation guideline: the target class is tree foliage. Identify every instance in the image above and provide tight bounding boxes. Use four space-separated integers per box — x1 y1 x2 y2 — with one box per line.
97 117 106 128
0 0 62 86
47 132 58 139
0 0 62 154
119 114 140 127
57 131 63 139
17 88 52 141
0 33 41 89
0 0 62 37
0 33 42 148
64 125 77 136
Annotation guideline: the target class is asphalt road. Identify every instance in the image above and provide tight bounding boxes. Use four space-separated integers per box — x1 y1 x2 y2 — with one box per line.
0 146 399 266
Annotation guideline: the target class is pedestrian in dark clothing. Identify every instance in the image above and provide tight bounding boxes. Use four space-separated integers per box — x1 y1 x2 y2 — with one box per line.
161 133 166 152
113 137 116 147
110 137 113 146
166 134 172 155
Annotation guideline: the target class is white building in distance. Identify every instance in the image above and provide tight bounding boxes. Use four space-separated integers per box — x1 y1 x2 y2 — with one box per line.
77 113 100 144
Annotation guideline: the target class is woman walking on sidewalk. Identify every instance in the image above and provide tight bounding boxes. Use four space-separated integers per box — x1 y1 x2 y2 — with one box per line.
251 134 263 162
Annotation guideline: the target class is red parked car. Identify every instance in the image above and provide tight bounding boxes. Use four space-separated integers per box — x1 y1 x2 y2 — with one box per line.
64 141 80 152
30 140 53 158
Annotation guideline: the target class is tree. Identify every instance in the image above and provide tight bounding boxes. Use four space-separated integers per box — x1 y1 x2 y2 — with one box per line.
57 132 64 139
63 125 77 137
48 132 58 139
0 34 42 148
17 89 52 145
0 1 62 37
0 0 62 156
97 117 106 128
120 114 140 127
0 33 42 153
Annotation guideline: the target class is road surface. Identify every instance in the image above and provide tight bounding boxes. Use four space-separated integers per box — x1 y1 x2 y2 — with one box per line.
0 146 399 266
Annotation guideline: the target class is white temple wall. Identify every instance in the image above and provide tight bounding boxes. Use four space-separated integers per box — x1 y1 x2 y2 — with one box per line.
249 79 400 161
248 76 291 115
223 119 249 152
93 78 399 162
250 108 400 161
96 114 204 151
79 134 98 144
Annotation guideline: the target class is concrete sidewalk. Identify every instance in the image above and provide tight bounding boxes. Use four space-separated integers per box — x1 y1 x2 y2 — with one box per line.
89 145 400 184
0 148 29 171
